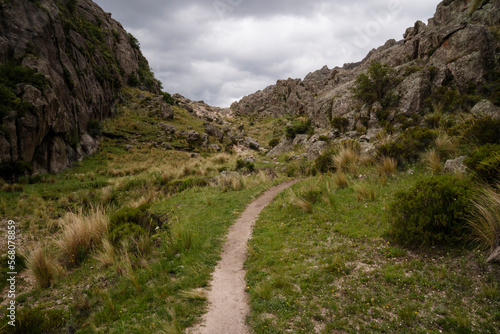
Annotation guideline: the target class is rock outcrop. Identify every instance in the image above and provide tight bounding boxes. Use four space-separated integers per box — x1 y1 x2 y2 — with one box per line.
0 0 161 174
231 0 500 137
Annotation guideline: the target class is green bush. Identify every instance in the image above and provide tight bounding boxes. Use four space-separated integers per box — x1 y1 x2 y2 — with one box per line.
465 144 500 184
9 307 65 334
377 126 437 165
166 178 209 194
463 117 500 145
109 204 152 242
388 175 474 247
285 119 312 139
268 138 281 148
87 119 103 137
331 117 349 133
0 160 33 181
162 92 176 105
0 61 47 121
236 159 255 172
352 62 400 109
313 151 335 174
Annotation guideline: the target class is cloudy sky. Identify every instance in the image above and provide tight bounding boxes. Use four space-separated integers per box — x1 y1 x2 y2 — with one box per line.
95 0 439 107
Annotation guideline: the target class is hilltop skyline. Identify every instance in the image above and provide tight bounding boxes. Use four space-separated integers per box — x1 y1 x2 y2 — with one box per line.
96 0 438 107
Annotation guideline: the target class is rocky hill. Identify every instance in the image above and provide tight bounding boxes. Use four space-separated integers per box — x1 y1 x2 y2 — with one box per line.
231 0 499 150
0 0 161 175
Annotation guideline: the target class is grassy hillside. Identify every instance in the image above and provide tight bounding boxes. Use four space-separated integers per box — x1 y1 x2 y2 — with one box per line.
0 82 500 333
0 88 285 333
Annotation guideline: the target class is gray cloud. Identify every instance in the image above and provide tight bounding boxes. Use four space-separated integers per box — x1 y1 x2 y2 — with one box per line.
96 0 438 107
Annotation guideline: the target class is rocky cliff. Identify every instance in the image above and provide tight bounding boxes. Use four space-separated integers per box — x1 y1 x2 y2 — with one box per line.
0 0 161 175
231 0 500 140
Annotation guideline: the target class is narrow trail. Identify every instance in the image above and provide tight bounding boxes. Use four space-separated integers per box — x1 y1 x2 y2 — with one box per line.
188 180 300 334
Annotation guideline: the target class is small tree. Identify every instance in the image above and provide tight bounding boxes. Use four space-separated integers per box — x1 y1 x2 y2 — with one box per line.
352 62 400 109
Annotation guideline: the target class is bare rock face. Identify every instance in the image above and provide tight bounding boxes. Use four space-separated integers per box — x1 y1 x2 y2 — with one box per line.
0 0 160 174
230 0 500 134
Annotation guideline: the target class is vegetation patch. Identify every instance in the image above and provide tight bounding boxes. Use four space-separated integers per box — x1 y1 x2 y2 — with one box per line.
389 175 474 247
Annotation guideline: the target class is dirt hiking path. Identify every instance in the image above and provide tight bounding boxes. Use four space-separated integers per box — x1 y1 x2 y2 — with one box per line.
189 180 299 334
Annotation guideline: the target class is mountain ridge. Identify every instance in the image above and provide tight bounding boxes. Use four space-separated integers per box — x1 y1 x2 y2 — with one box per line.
230 0 499 143
0 0 161 175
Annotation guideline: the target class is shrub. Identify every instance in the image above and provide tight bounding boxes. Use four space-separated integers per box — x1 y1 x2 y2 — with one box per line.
87 119 103 137
235 159 255 172
109 204 152 243
11 307 65 334
162 91 176 105
352 62 400 108
268 137 281 147
331 117 349 133
464 144 500 184
285 119 312 139
313 151 335 174
377 126 437 165
0 160 33 181
389 175 474 247
463 117 500 145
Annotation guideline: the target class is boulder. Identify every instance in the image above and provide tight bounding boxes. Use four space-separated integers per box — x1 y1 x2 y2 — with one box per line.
307 141 328 160
204 123 224 140
159 123 177 134
471 100 500 119
186 131 201 144
208 144 222 152
444 156 467 174
245 137 261 150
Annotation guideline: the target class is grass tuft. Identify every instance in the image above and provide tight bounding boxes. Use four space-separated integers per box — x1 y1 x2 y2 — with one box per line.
468 184 500 262
57 206 109 266
377 156 398 177
333 171 349 189
25 245 59 288
422 149 443 175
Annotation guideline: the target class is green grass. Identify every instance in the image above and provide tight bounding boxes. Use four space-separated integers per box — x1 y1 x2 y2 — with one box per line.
245 169 500 333
0 86 286 332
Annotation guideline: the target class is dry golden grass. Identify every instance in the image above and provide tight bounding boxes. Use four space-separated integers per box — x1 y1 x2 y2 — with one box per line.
332 140 361 175
354 183 376 202
422 149 443 175
93 238 116 267
289 189 313 213
333 171 349 189
218 173 245 191
468 185 500 262
377 156 398 177
25 245 59 288
57 207 109 266
435 132 458 158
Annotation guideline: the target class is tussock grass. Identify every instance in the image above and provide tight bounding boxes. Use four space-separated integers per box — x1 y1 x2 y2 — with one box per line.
422 149 443 175
25 245 59 288
93 238 116 267
289 189 313 213
354 183 376 202
333 145 359 173
469 184 500 262
218 173 245 191
333 171 349 189
377 156 398 177
57 207 109 266
435 132 458 158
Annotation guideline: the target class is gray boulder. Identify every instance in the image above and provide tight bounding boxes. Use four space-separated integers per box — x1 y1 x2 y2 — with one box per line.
159 123 177 134
444 156 467 174
186 131 201 144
